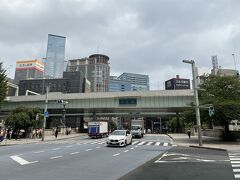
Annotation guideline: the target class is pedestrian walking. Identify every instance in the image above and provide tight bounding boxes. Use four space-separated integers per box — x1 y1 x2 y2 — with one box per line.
55 128 59 138
187 129 191 139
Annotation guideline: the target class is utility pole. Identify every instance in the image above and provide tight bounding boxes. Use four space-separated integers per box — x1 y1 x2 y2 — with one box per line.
42 85 49 141
183 60 203 146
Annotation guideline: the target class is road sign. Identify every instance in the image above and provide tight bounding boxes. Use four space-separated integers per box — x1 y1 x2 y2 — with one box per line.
44 111 49 117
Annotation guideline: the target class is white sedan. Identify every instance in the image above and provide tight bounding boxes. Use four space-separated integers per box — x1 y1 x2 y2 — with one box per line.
106 130 132 147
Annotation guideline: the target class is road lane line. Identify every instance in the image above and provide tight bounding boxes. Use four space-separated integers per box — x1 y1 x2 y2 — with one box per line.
70 152 79 155
98 141 106 144
65 145 73 148
155 142 160 146
124 150 129 152
113 153 120 157
50 156 62 159
96 146 101 149
34 151 45 154
51 148 61 151
85 149 92 151
10 156 38 165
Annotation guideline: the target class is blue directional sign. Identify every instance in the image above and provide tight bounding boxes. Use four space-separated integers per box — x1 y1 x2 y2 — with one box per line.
44 111 49 117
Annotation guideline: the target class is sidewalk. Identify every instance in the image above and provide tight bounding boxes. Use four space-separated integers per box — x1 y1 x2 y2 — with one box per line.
0 133 87 146
168 133 240 151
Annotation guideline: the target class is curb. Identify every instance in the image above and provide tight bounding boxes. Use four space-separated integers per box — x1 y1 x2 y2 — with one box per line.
189 145 226 151
0 133 87 146
166 134 175 142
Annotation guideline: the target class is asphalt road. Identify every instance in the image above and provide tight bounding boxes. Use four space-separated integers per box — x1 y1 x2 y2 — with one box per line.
0 134 173 180
119 146 235 180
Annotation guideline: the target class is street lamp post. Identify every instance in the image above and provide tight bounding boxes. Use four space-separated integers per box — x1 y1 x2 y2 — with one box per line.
42 85 49 141
182 60 203 146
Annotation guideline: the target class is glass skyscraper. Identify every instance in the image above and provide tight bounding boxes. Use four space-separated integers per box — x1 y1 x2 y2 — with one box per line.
44 34 66 78
118 72 150 91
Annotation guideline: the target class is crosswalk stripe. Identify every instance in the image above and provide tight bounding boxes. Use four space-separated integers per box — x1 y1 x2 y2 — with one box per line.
132 141 139 145
163 142 168 146
230 158 240 161
232 165 240 167
235 174 240 178
146 142 153 146
233 169 240 173
155 142 160 146
137 141 146 145
232 161 240 164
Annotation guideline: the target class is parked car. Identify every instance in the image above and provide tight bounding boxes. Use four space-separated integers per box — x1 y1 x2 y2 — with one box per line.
106 130 132 147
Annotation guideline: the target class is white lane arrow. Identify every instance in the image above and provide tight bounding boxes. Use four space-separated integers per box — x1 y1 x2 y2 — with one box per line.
10 155 38 165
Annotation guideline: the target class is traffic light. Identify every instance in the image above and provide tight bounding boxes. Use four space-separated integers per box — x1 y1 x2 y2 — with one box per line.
208 106 215 117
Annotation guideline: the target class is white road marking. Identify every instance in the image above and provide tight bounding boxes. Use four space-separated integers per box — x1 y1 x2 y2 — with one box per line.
155 142 160 146
52 148 61 151
96 146 101 149
65 145 73 148
98 141 106 144
235 174 240 178
233 169 240 172
230 158 240 161
232 161 240 164
232 164 240 167
131 147 134 150
124 150 129 152
113 153 120 157
85 149 92 151
132 141 139 145
146 142 153 146
135 145 138 148
137 141 145 145
10 156 38 165
34 150 44 154
163 142 168 146
70 152 79 155
50 156 62 159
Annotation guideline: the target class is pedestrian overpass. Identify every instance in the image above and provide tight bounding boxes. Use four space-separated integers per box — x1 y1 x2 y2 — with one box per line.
1 90 194 130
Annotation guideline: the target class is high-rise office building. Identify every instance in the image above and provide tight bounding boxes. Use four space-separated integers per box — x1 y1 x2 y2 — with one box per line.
67 54 110 92
14 59 44 84
165 75 190 90
109 76 131 92
44 34 66 78
118 72 150 91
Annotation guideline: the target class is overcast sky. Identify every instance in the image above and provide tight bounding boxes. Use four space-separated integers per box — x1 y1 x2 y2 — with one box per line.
1 0 240 90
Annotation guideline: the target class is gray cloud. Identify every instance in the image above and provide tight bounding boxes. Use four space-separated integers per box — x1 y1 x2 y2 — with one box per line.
1 0 240 89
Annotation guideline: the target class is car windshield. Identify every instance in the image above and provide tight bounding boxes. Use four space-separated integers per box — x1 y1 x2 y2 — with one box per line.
111 131 126 135
131 126 140 130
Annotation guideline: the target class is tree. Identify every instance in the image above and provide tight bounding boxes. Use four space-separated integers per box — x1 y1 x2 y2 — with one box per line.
199 75 240 139
5 107 42 130
0 62 7 107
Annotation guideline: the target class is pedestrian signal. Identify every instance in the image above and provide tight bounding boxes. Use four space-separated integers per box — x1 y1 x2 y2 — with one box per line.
208 106 215 117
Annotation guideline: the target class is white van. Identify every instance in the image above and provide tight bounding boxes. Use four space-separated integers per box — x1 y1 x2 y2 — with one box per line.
229 120 240 131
